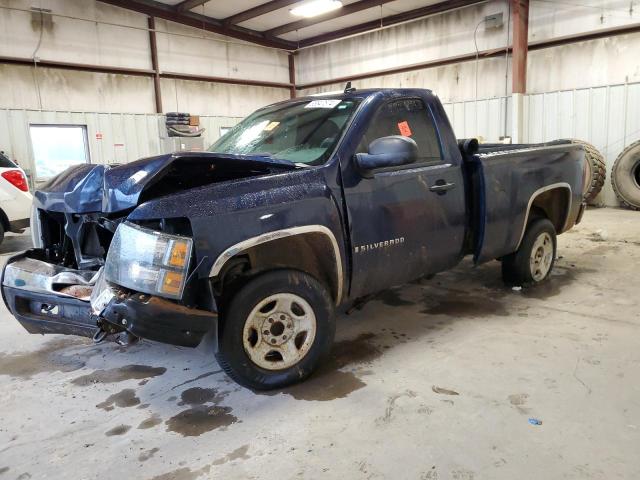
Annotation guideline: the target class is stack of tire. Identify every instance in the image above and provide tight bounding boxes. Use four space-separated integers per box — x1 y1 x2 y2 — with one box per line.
612 141 640 210
165 112 197 137
569 139 607 204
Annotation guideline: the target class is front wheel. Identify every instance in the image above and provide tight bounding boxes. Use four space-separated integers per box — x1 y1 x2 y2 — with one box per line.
502 218 557 286
216 269 335 390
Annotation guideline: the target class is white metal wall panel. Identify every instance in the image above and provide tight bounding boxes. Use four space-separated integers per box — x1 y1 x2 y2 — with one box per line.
0 109 241 187
522 82 640 206
441 96 511 142
626 83 640 146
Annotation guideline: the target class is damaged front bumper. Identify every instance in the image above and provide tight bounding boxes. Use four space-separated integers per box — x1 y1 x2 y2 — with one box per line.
1 250 217 348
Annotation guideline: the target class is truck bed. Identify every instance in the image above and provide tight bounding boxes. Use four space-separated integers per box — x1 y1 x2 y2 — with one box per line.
464 142 585 264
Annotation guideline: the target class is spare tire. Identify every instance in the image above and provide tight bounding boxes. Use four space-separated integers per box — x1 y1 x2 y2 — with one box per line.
568 139 606 203
611 140 640 210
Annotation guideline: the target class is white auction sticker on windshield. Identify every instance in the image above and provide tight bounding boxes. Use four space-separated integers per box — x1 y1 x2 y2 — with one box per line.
304 100 341 109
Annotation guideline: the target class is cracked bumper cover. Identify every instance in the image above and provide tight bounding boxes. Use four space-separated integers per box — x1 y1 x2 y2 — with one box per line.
2 251 218 348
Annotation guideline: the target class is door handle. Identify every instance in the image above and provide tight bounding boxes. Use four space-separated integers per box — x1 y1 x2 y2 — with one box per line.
429 181 456 193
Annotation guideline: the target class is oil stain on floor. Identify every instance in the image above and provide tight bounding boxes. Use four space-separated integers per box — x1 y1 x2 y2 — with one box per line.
165 386 236 437
375 288 415 307
265 332 383 402
71 365 167 386
105 424 132 436
422 292 509 317
147 465 211 480
138 447 160 462
138 414 163 430
178 387 226 406
96 388 141 411
519 266 595 300
212 445 250 465
165 405 237 437
0 338 90 378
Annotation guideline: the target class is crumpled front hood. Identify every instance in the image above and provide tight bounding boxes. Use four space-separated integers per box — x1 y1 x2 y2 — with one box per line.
33 152 297 214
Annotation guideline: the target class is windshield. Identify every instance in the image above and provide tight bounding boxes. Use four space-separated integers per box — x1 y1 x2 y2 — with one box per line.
209 98 361 165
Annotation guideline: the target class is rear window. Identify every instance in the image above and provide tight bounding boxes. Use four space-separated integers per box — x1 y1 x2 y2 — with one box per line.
0 152 17 168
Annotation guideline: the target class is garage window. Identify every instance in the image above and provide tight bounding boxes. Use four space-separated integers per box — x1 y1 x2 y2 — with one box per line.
29 125 90 180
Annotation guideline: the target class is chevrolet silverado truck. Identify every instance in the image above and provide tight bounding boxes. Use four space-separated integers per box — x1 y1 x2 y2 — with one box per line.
1 88 587 389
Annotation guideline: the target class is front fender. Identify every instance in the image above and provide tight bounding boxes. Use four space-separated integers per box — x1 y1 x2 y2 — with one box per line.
127 168 346 292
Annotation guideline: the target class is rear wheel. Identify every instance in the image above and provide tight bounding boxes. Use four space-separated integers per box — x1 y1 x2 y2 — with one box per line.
502 218 557 286
216 269 335 390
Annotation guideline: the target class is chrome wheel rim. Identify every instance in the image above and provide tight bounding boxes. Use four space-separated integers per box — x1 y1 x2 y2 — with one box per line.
529 232 553 282
242 293 317 371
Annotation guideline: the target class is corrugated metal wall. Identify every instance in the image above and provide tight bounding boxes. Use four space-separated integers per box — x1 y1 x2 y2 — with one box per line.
0 109 242 186
522 82 640 206
442 81 640 206
442 96 512 143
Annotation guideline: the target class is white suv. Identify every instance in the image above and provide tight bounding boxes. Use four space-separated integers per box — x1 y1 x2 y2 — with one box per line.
0 152 32 245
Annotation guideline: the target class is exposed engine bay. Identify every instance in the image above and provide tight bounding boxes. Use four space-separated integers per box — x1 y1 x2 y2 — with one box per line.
3 152 297 346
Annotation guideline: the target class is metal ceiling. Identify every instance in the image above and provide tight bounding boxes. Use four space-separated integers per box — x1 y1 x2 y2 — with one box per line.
97 0 487 50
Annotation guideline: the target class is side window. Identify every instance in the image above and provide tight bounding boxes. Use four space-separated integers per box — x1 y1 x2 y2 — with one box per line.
357 98 442 163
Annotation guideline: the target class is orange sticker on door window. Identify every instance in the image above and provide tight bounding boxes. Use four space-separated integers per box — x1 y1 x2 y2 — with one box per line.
397 121 412 137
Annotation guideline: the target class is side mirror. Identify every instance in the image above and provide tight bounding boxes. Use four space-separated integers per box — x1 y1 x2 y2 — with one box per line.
355 135 418 172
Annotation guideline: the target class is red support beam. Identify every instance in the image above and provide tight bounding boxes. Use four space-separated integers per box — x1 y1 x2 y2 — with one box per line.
0 56 293 90
148 16 163 113
511 0 529 94
288 53 296 98
97 0 296 50
160 71 293 89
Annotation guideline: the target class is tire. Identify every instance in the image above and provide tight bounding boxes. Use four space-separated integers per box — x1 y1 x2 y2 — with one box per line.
502 218 557 286
0 221 4 246
611 140 640 210
216 269 335 390
568 139 606 203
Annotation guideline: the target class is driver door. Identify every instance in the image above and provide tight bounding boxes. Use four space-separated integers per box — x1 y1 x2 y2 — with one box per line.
340 96 466 299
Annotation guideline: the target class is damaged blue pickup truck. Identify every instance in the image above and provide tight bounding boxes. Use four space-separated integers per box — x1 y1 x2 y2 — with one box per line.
2 88 587 389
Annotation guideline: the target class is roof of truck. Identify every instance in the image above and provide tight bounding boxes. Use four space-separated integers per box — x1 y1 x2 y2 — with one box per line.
263 88 434 110
303 87 432 98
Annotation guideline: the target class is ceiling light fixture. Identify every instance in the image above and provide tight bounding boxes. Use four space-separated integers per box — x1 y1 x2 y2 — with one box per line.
290 0 343 18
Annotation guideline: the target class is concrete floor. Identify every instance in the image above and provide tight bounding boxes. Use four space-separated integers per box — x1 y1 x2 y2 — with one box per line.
0 208 639 480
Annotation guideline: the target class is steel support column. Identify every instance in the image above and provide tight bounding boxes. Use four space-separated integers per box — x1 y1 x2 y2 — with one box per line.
511 0 529 143
511 0 529 94
288 53 296 99
148 16 163 114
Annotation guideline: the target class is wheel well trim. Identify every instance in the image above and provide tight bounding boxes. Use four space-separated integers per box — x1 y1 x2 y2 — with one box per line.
515 182 572 250
209 225 343 305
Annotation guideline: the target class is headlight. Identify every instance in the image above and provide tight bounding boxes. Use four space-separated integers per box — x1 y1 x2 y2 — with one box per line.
104 222 193 300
